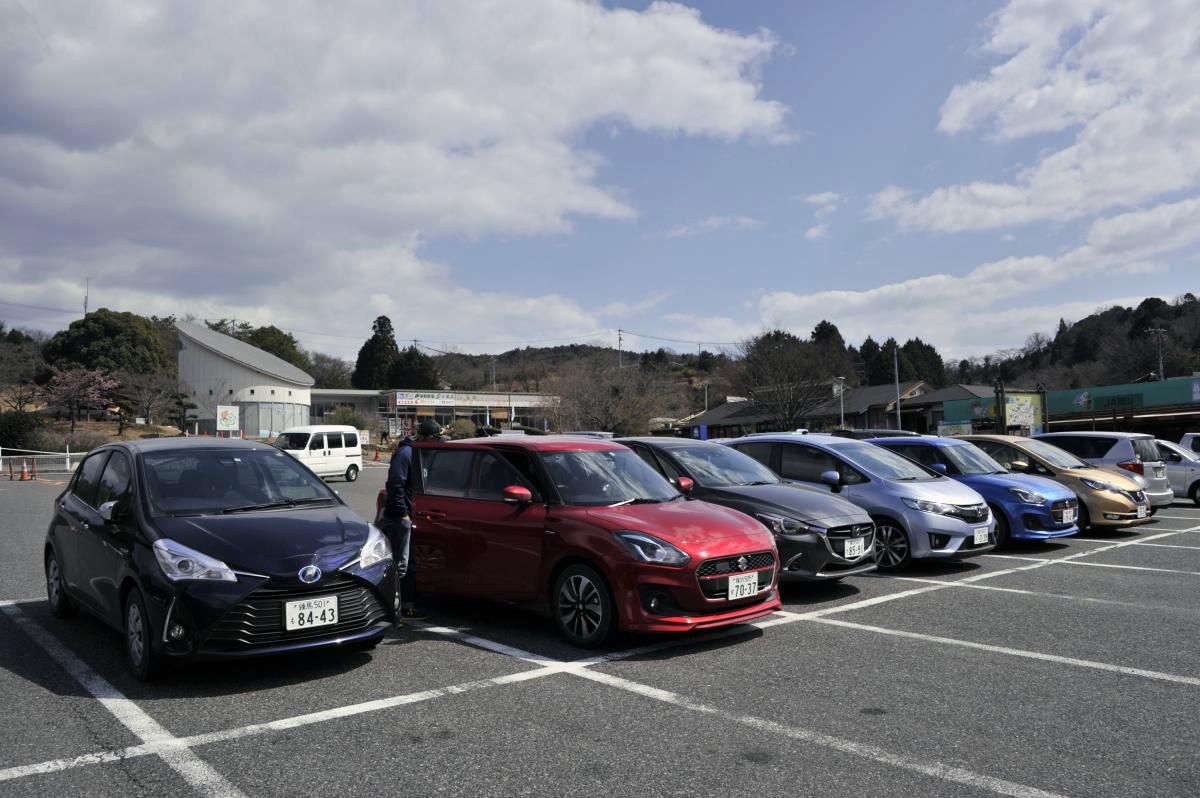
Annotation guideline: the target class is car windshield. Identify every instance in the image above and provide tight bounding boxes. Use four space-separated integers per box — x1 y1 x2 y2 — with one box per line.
540 449 679 506
670 445 780 488
941 443 1007 475
273 432 310 451
1132 437 1163 464
832 440 936 481
1022 440 1088 469
142 448 336 516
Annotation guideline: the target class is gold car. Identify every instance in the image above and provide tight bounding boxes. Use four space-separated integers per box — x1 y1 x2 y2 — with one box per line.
960 434 1152 530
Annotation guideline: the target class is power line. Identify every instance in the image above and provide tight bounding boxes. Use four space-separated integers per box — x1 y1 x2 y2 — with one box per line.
619 328 737 347
0 299 79 315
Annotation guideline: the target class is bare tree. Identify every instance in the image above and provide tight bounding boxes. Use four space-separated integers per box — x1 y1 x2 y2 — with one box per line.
737 330 837 430
117 371 179 426
553 356 688 435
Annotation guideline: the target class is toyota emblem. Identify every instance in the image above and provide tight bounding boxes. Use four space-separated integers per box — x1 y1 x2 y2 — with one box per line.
298 565 321 584
736 556 749 572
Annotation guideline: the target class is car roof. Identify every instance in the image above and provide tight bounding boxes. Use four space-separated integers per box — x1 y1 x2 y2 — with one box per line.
103 437 269 454
421 435 624 452
872 436 966 446
959 434 1033 443
614 437 711 449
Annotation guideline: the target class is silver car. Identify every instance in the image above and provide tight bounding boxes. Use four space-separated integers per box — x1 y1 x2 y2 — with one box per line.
1034 432 1173 511
723 434 995 572
1156 439 1200 506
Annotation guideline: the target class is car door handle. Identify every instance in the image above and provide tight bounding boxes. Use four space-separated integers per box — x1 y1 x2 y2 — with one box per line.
417 510 446 520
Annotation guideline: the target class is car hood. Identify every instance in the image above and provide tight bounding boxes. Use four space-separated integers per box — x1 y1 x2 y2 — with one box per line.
958 473 1075 500
585 500 775 555
891 477 986 505
1059 467 1143 491
152 505 370 578
704 483 871 527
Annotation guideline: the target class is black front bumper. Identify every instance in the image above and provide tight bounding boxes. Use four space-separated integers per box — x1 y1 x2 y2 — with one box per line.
777 527 877 581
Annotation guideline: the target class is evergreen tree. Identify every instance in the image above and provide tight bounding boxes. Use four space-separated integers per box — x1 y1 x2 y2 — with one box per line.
43 309 170 374
352 316 400 388
387 345 440 389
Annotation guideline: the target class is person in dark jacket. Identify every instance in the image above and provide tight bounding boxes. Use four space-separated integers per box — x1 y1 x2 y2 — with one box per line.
381 418 444 622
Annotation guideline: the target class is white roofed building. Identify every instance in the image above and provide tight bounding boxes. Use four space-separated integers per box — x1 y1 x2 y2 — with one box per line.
176 321 315 437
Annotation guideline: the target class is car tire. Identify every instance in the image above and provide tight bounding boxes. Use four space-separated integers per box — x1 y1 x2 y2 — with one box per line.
552 564 615 648
1191 482 1200 507
45 550 77 619
124 590 159 681
1077 503 1092 532
345 465 359 482
873 519 911 572
1149 506 1158 517
990 505 1010 548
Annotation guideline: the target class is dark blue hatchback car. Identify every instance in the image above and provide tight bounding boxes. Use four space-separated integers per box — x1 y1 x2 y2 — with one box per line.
872 437 1079 546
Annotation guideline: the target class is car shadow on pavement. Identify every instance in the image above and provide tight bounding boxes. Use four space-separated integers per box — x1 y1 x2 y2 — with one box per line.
778 579 860 607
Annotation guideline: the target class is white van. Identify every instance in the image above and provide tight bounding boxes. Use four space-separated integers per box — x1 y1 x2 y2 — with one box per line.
274 425 363 481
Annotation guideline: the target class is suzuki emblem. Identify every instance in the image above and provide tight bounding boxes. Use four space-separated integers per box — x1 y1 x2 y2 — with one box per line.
298 565 321 584
736 556 749 572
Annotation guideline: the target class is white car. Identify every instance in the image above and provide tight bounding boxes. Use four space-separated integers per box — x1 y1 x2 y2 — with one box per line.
1180 432 1200 455
273 424 364 481
1157 439 1200 506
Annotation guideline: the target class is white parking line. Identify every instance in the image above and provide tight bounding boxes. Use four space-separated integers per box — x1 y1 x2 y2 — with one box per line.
572 668 1068 798
809 617 1200 688
1133 542 1200 551
1054 560 1200 576
0 604 247 797
885 576 1176 611
1151 515 1198 521
0 598 40 607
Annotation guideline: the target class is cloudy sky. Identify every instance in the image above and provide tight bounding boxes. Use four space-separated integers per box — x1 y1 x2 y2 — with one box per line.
2 0 1198 361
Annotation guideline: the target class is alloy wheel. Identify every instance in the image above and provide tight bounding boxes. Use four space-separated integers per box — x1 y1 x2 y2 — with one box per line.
875 524 910 570
558 574 603 640
46 559 61 606
127 602 145 668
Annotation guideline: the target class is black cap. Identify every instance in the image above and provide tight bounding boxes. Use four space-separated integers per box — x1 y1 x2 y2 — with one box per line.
417 419 442 437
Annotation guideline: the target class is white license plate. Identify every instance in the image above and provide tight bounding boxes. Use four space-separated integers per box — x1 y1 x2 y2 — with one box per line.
727 572 758 600
973 527 990 545
843 537 866 559
284 595 338 631
1061 508 1075 525
1137 505 1148 519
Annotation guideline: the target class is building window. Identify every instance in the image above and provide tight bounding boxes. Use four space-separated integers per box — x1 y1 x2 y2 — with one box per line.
271 389 275 395
250 389 255 395
288 390 292 396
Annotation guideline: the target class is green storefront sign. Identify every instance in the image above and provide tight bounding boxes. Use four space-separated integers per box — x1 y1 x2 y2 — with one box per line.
1048 378 1200 415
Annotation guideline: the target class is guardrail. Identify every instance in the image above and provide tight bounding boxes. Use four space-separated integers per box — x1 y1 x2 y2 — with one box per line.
0 447 80 479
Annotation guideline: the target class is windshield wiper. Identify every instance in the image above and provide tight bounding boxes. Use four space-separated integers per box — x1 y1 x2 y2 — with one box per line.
222 497 333 514
739 481 774 486
894 476 919 481
608 497 661 506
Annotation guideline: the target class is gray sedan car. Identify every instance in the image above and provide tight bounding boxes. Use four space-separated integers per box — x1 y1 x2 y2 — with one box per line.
1156 439 1200 505
724 434 995 572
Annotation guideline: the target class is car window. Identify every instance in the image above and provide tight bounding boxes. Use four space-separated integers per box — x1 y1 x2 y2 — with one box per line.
976 441 1018 466
830 440 930 481
1131 438 1162 463
326 433 344 449
633 446 666 476
308 434 325 451
274 432 310 451
72 452 110 508
142 449 335 515
891 445 941 468
498 449 548 500
780 444 831 482
423 449 473 498
539 449 677 506
669 445 774 487
344 432 358 448
730 442 774 469
1022 440 1088 469
94 452 133 509
652 451 686 481
471 451 533 500
1040 436 1113 460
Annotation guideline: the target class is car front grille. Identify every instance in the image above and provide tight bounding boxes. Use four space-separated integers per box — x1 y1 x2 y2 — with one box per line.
696 551 775 600
948 503 989 523
826 523 874 559
204 574 386 650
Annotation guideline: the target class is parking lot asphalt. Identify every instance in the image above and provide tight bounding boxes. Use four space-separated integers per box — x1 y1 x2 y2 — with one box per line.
2 464 1198 797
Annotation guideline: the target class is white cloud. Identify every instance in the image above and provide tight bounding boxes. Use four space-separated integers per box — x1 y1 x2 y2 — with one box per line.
804 223 830 240
803 191 841 206
664 215 763 239
871 0 1200 232
595 293 671 318
0 1 788 354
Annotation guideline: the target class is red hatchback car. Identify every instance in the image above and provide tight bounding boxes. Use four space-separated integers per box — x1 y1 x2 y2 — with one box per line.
379 436 782 646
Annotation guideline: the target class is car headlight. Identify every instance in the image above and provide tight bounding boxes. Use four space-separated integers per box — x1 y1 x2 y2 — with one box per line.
756 513 821 537
1079 478 1118 492
152 539 236 582
1007 487 1045 504
359 524 392 570
613 531 690 566
902 497 958 516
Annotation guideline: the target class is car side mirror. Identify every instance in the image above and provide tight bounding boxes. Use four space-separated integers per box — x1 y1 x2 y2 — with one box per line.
1165 452 1182 463
819 470 843 493
502 485 533 505
99 500 122 522
671 476 694 495
931 463 948 475
1008 460 1029 473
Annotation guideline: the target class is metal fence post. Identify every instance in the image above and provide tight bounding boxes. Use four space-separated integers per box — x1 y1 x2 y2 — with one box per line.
66 443 71 471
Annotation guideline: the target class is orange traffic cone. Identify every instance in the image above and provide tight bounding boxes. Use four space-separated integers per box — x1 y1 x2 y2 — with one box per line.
19 459 30 481
373 449 380 462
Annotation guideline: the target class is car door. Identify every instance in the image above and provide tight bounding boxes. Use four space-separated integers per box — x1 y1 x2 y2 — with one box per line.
57 451 110 613
306 433 328 475
461 450 547 600
412 446 480 594
78 450 136 622
325 432 344 476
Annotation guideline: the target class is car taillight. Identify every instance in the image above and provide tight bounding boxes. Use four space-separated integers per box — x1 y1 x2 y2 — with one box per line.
1118 461 1144 476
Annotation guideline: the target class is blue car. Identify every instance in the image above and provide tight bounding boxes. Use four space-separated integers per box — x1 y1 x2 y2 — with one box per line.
872 437 1079 546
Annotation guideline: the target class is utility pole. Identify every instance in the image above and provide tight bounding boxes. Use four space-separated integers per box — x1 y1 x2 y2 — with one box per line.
617 329 623 369
835 376 846 429
1146 327 1167 381
490 356 497 391
83 277 89 317
892 345 902 430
